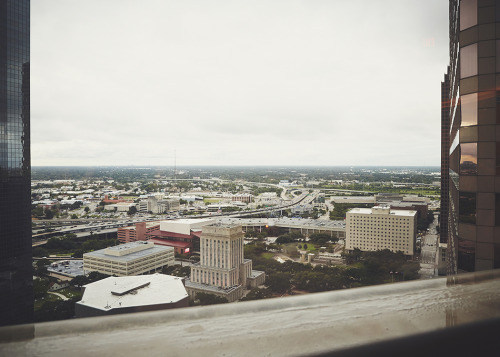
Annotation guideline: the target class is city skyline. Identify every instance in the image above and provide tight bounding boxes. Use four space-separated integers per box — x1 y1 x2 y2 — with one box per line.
32 0 448 167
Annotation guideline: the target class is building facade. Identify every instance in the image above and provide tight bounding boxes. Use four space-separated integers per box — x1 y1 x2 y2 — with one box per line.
0 0 32 327
148 218 214 255
138 195 180 214
186 224 265 302
345 207 417 256
117 221 160 243
442 0 500 273
83 241 174 276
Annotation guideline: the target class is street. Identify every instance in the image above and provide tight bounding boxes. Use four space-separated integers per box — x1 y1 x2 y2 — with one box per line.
418 213 439 279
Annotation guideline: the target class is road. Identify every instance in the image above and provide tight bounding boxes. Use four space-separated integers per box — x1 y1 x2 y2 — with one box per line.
418 213 439 279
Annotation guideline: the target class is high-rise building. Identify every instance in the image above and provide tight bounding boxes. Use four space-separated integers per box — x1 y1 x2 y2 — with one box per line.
345 207 417 256
0 0 32 326
186 224 265 302
442 0 500 274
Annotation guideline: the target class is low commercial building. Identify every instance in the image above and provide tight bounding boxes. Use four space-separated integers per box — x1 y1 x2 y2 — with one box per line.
83 241 174 276
75 274 189 318
117 221 160 243
148 218 214 255
345 206 417 256
231 194 253 203
104 202 137 212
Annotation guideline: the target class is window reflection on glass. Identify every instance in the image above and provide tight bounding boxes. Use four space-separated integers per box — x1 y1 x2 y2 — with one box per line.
460 43 477 79
460 0 477 31
496 143 500 175
460 143 477 175
458 238 475 272
459 191 476 224
460 93 477 126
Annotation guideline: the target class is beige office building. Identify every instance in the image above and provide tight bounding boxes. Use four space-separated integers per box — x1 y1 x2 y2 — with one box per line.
83 241 174 276
186 224 265 302
346 206 417 256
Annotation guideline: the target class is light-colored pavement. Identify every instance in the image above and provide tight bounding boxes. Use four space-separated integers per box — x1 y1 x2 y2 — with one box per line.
47 291 69 301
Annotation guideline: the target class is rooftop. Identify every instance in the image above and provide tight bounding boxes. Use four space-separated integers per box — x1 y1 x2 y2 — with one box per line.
84 242 173 262
77 274 188 312
348 207 417 217
217 217 346 229
119 222 160 231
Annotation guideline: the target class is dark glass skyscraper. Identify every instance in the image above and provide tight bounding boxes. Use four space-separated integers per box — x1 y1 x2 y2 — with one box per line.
442 0 500 274
0 0 32 326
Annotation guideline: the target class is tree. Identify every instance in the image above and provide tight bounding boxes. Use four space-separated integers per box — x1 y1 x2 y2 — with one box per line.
128 205 138 215
34 298 77 322
33 247 49 258
33 278 50 299
70 201 82 210
45 209 55 219
195 292 228 305
84 206 90 213
309 233 336 245
343 248 362 265
241 288 272 301
71 275 89 288
266 272 292 294
87 271 110 283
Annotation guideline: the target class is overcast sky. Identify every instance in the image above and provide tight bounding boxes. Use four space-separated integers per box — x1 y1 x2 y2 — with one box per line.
31 0 448 167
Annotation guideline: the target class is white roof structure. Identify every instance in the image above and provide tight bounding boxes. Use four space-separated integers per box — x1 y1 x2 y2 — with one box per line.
159 218 215 235
348 207 417 217
77 274 188 312
84 241 172 262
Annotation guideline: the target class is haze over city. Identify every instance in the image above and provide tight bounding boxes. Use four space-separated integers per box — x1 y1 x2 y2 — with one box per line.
32 0 448 167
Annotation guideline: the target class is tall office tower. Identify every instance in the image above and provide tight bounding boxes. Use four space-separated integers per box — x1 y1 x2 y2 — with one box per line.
443 0 500 274
187 224 265 302
0 0 32 326
441 70 450 247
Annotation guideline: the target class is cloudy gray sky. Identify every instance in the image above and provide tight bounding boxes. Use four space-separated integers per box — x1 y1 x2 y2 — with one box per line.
32 0 448 167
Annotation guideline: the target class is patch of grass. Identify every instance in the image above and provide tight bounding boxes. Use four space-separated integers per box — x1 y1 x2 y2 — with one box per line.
34 293 61 310
262 252 274 259
58 287 83 299
203 198 221 204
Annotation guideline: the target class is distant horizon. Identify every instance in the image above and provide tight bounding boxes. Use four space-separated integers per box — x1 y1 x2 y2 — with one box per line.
32 165 440 168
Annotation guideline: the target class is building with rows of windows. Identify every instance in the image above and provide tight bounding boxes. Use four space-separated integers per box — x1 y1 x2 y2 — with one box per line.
83 241 174 276
441 0 500 273
185 224 265 302
345 207 417 256
0 0 32 327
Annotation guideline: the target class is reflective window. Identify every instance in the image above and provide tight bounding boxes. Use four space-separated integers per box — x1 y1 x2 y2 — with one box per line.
460 0 477 31
495 194 500 226
460 93 477 126
459 192 476 224
458 238 475 272
460 44 477 79
497 143 500 175
460 143 477 175
497 41 500 73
